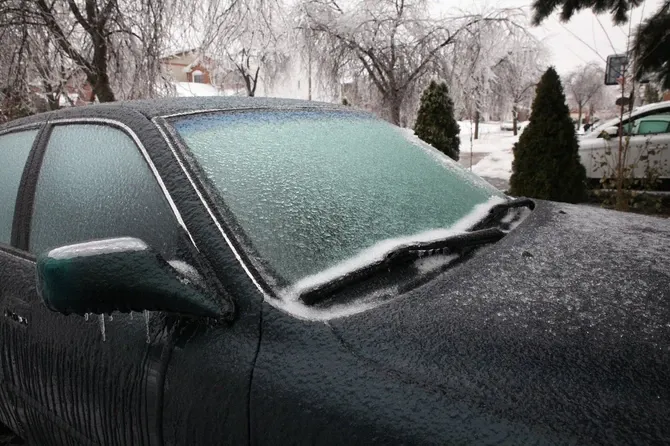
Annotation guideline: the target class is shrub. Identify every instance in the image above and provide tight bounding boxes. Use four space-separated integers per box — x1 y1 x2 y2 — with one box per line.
414 80 460 161
509 67 587 203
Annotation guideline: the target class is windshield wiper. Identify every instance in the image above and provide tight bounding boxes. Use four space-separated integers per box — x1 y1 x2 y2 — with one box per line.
299 227 505 305
470 197 535 231
300 198 535 305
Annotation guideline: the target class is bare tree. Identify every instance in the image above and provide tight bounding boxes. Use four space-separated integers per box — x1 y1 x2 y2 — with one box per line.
300 0 518 125
564 63 605 130
199 0 289 97
443 9 529 138
1 0 179 104
494 33 546 135
0 23 33 122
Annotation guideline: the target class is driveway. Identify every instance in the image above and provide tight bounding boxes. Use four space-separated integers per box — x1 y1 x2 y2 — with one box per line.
459 151 510 191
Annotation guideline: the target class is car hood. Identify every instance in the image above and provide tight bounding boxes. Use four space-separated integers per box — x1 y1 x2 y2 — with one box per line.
330 201 670 443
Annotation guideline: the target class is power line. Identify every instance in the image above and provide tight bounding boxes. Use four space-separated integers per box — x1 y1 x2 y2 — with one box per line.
595 14 618 54
552 16 607 63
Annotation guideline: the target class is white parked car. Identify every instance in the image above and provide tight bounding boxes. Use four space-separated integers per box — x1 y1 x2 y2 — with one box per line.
578 101 670 186
500 120 529 131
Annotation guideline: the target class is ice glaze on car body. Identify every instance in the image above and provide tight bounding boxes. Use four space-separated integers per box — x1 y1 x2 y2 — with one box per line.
0 97 668 445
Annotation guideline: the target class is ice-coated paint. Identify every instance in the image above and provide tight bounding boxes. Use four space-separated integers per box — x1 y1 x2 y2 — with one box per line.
0 97 667 446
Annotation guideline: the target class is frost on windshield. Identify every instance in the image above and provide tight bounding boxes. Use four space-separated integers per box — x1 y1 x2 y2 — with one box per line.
281 196 505 297
175 110 504 291
272 196 505 321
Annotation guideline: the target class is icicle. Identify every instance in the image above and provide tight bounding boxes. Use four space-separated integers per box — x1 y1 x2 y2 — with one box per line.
144 310 150 344
99 315 106 342
85 313 89 321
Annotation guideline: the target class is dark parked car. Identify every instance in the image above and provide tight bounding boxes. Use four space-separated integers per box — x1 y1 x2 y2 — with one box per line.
0 98 668 445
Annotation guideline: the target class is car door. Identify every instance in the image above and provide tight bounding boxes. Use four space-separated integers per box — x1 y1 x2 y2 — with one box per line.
0 125 43 436
1 120 189 445
626 118 670 180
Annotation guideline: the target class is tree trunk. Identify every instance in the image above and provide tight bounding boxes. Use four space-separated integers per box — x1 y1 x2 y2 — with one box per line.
46 94 60 111
307 36 312 101
474 110 480 140
90 73 115 102
242 73 254 97
42 83 60 111
577 104 582 131
512 103 518 136
388 94 402 126
90 37 115 102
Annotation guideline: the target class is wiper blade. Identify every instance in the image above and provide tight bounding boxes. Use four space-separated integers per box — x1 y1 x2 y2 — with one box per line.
470 197 535 231
299 227 505 305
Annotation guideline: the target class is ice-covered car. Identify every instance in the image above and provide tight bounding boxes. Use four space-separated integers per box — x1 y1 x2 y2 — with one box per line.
578 101 670 186
0 98 669 445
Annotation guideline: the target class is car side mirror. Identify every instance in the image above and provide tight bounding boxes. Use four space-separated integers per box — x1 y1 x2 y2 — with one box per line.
598 126 620 139
36 237 229 319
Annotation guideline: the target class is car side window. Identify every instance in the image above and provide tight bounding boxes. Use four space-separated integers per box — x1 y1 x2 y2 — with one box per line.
637 120 670 135
0 129 38 245
29 124 179 257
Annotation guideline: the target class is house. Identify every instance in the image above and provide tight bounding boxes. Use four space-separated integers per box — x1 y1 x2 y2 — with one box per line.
161 49 253 96
161 49 214 84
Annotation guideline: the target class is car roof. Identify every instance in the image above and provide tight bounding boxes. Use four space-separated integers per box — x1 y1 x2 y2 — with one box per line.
586 100 670 136
0 96 348 131
627 100 670 115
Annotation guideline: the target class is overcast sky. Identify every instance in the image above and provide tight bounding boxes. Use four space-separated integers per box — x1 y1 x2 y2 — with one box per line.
436 0 663 75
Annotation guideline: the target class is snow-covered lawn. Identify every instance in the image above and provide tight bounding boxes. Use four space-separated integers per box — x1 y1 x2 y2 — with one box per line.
457 121 519 154
471 150 514 180
174 81 223 97
173 81 244 97
401 121 518 182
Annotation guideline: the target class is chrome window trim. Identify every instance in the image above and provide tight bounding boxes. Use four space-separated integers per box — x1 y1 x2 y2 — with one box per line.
47 117 198 250
159 105 343 120
152 116 270 299
0 123 42 137
160 108 239 119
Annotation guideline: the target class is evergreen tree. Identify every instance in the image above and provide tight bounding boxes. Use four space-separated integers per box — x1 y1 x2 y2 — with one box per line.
633 3 670 89
414 81 460 161
643 83 662 104
509 67 587 203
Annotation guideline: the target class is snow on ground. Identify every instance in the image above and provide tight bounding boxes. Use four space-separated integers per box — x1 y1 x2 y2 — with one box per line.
458 121 520 153
174 81 223 97
471 150 514 180
458 121 518 180
403 121 518 181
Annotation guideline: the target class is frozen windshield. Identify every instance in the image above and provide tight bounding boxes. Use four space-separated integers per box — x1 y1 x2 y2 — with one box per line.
172 110 505 286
